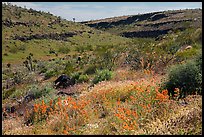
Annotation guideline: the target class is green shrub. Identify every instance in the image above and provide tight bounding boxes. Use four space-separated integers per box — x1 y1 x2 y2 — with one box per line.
84 65 98 75
44 70 56 80
75 45 86 53
71 72 81 79
29 83 54 99
78 74 89 83
40 67 47 73
18 44 26 51
4 67 36 85
92 69 113 85
58 46 70 54
70 72 89 83
175 48 200 62
10 88 27 99
63 61 75 76
2 87 16 100
36 61 47 73
161 57 202 98
9 45 18 53
70 72 82 84
22 72 37 84
12 73 21 85
194 52 202 71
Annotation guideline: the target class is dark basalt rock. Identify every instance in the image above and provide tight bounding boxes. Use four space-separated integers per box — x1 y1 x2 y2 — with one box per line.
12 32 77 41
150 13 168 21
54 74 76 89
2 19 38 27
121 27 186 38
121 29 171 38
143 19 192 28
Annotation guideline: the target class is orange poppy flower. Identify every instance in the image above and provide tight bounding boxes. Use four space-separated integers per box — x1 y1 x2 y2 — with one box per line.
125 109 131 116
130 96 134 100
162 89 168 96
147 104 151 108
132 111 138 118
123 122 129 130
67 96 72 102
72 104 78 110
117 100 120 105
63 130 68 134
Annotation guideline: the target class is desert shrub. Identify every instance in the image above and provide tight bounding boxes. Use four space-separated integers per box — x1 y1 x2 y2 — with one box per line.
70 72 82 84
41 59 65 78
22 72 37 84
58 46 70 54
75 45 86 53
36 61 47 73
175 28 195 46
78 74 89 83
44 70 56 80
125 49 144 70
18 44 26 51
192 28 202 44
40 67 47 73
94 44 125 70
125 39 157 71
49 48 56 54
29 83 54 99
3 67 36 86
2 87 16 100
161 57 202 98
85 44 93 51
2 67 12 78
92 69 113 85
3 53 8 56
10 88 27 99
13 71 26 84
84 65 98 75
194 52 202 71
9 45 18 53
175 48 200 62
63 61 75 76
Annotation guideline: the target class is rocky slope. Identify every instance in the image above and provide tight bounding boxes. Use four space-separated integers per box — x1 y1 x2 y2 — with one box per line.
81 9 202 38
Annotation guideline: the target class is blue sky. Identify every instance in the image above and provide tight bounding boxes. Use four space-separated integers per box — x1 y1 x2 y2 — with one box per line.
4 2 202 22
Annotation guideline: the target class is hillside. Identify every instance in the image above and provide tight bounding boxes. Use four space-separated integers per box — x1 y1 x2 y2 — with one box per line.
81 9 202 38
2 3 202 135
2 3 130 64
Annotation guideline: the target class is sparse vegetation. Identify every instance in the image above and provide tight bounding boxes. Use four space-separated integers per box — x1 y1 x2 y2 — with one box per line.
58 46 70 54
2 3 202 135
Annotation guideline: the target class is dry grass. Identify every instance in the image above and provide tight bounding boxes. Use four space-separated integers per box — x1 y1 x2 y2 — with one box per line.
143 95 202 135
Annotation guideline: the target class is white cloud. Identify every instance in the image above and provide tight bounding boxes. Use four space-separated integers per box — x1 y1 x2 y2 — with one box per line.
6 2 202 22
9 2 43 9
7 2 112 21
